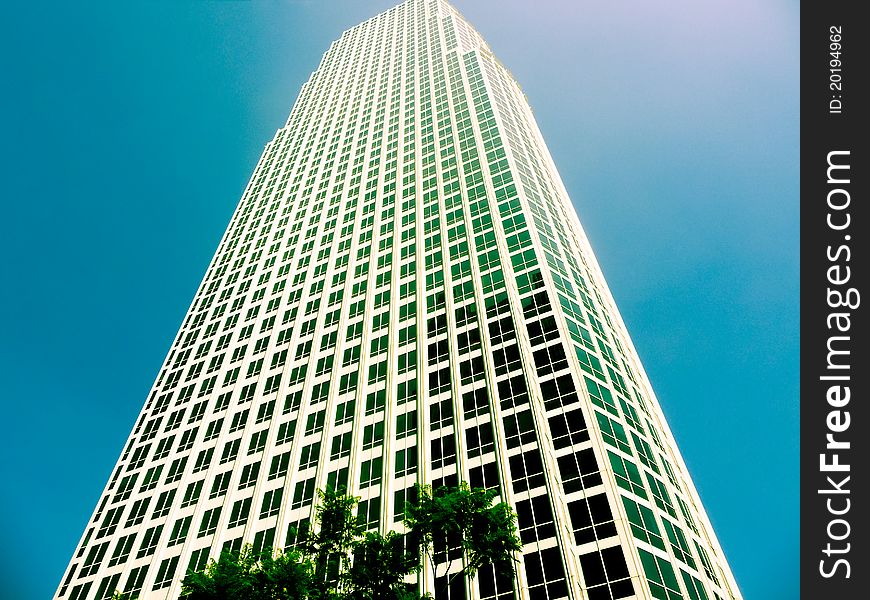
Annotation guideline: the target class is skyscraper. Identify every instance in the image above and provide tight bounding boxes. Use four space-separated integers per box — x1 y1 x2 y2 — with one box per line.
56 1 742 599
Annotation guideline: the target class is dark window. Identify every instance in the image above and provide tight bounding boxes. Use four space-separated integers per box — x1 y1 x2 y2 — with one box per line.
524 547 568 600
540 374 579 411
567 493 617 545
557 448 602 493
579 547 633 600
431 434 457 470
503 409 537 448
469 462 500 492
510 449 546 493
465 422 495 457
515 495 557 544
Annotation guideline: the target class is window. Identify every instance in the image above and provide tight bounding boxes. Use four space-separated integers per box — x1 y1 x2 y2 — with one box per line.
596 412 631 453
681 571 710 600
607 451 647 498
622 496 665 549
165 456 188 483
567 493 617 545
229 497 253 528
69 583 93 600
256 399 276 423
154 435 175 461
79 542 110 577
395 446 418 478
108 534 135 567
515 495 556 544
523 547 569 600
469 462 500 492
363 421 385 450
299 442 322 470
189 547 211 574
477 563 515 600
510 449 546 493
357 496 381 530
210 471 232 499
492 343 521 376
398 379 417 405
124 566 148 596
114 474 137 502
463 387 489 419
497 374 529 410
430 398 454 430
646 473 676 517
292 478 315 509
694 541 720 586
137 525 163 558
253 527 277 554
360 457 383 488
193 447 214 473
178 428 196 452
661 518 696 568
632 432 660 473
429 366 451 395
96 507 123 539
366 389 386 415
261 488 283 518
269 451 292 479
199 507 222 537
638 549 682 600
181 480 204 508
585 376 618 416
578 547 634 600
430 434 456 471
465 422 494 457
335 399 355 425
239 462 260 489
548 407 588 449
395 410 417 439
93 574 121 600
285 518 311 548
152 556 180 590
125 497 150 527
139 464 164 491
326 467 349 492
305 410 326 435
168 515 193 546
393 486 418 523
230 409 250 433
503 410 537 449
203 418 224 441
276 420 297 446
331 432 352 460
152 489 177 519
220 438 241 464
248 429 269 454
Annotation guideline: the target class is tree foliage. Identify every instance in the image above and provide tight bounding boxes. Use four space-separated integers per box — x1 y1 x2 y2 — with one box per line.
403 483 522 590
181 546 311 600
175 484 520 600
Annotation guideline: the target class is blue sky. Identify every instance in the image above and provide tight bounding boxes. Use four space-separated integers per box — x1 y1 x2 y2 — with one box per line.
0 1 798 598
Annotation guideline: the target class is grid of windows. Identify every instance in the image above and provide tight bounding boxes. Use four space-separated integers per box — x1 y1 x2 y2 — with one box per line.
55 2 741 600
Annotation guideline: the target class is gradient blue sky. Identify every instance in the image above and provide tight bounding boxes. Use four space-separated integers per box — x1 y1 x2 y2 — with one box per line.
0 1 798 598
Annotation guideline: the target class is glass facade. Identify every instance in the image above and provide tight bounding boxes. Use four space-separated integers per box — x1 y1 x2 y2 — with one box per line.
56 2 742 599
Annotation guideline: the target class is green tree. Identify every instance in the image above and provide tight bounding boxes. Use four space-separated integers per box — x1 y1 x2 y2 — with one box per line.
182 546 310 600
180 484 521 600
403 483 522 593
295 487 363 598
345 531 421 600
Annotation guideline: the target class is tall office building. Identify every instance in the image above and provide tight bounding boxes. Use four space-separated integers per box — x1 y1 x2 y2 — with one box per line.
56 1 742 599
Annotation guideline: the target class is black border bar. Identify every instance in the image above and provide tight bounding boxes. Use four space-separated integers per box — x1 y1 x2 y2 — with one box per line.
801 3 868 597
